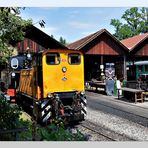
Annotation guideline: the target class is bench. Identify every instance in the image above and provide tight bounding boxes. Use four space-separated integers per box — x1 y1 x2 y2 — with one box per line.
117 87 144 103
87 81 105 91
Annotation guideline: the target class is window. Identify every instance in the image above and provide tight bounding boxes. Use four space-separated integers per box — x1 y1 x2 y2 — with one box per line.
138 65 143 73
11 58 19 69
68 53 81 65
145 65 148 72
46 53 60 65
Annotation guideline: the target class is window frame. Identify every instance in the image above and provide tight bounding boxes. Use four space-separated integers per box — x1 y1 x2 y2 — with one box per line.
144 65 148 72
11 58 19 69
68 53 81 65
46 52 60 65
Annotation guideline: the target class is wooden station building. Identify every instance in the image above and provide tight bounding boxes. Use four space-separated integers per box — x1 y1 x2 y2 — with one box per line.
11 26 147 82
1 25 147 84
121 33 148 80
14 25 67 54
67 29 128 81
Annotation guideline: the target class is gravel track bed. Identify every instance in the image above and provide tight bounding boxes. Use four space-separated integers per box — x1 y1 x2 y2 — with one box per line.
88 98 148 127
75 124 113 141
86 107 148 141
81 120 135 141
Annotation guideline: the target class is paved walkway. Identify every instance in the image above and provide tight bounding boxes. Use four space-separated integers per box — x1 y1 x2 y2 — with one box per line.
86 91 148 110
86 90 148 109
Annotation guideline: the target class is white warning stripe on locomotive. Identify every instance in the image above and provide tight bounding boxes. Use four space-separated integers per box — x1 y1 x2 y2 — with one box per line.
41 100 49 108
81 96 87 116
41 105 51 117
42 112 52 123
81 96 87 106
41 100 52 122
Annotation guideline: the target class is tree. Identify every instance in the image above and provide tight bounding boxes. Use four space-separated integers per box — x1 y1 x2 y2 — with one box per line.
0 7 32 65
110 7 148 40
50 34 54 38
59 36 67 45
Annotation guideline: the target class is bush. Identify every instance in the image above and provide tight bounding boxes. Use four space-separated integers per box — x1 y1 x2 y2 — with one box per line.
0 96 32 140
0 96 21 130
38 118 87 141
0 95 87 141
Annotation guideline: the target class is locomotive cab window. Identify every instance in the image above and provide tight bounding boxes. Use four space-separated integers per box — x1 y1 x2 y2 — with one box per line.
68 53 81 65
11 58 19 69
46 53 60 65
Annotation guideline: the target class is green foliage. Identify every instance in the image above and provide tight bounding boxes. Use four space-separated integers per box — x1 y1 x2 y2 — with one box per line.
38 118 86 141
59 36 67 45
0 95 32 141
18 119 33 141
0 96 86 141
0 96 22 130
110 7 148 40
50 34 54 38
0 7 32 64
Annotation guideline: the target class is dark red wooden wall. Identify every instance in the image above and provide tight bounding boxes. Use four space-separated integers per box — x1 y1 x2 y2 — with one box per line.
85 34 125 56
133 39 148 56
17 38 45 53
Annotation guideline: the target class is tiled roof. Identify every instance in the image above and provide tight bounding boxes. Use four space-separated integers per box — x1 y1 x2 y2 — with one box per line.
67 29 128 52
121 33 148 50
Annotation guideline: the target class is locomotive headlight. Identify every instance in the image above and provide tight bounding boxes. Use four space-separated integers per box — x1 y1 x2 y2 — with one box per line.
62 67 67 73
47 93 53 98
11 72 16 77
27 53 32 60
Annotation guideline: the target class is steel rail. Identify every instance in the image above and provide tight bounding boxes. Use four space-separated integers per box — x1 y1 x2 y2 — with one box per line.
79 120 136 141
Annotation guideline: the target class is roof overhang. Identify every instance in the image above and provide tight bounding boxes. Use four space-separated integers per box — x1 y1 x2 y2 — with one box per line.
67 29 129 54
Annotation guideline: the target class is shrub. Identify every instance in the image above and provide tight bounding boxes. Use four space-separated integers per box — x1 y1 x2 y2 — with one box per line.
0 96 21 130
38 118 87 141
0 96 31 140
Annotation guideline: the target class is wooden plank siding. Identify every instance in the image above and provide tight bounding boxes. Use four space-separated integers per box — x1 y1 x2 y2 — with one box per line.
85 34 125 55
17 38 45 53
132 39 148 56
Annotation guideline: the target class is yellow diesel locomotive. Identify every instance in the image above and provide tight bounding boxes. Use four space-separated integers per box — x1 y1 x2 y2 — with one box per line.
16 49 87 124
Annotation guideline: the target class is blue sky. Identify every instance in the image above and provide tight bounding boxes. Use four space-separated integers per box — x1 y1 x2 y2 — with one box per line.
20 7 131 44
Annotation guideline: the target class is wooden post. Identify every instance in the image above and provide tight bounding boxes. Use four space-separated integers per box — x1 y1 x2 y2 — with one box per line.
123 56 127 81
101 55 103 65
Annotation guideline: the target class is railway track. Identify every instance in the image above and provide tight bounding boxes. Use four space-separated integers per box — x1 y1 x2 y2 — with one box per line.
87 95 148 127
93 100 148 120
78 120 136 141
